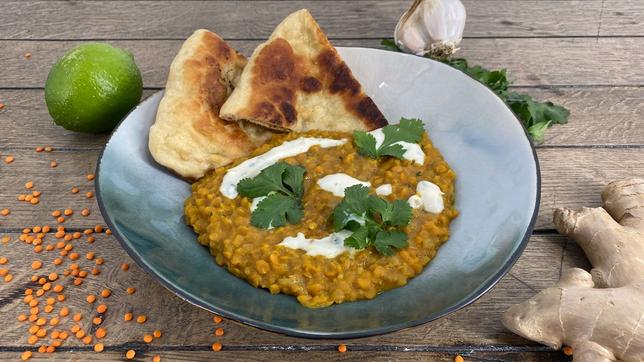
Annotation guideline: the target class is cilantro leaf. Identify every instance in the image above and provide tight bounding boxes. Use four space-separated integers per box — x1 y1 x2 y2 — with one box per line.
282 164 306 197
344 225 369 250
250 193 303 229
333 185 412 255
527 121 552 142
380 39 570 142
353 131 378 158
381 38 400 52
374 230 408 256
354 118 425 161
237 162 290 198
237 162 306 229
332 185 370 231
388 200 413 226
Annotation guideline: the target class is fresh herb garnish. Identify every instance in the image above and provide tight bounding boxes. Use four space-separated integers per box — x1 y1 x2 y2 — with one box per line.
354 118 424 160
333 185 412 256
381 39 570 142
237 162 306 229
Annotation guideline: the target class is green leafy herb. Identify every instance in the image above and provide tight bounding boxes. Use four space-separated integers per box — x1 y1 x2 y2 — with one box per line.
381 39 570 142
237 162 306 229
353 118 425 160
333 185 412 256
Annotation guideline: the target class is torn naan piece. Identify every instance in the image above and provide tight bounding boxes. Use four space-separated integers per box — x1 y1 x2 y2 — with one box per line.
219 9 388 132
149 29 273 180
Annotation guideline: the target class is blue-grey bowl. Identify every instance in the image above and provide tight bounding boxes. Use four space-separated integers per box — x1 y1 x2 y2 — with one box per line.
96 47 539 338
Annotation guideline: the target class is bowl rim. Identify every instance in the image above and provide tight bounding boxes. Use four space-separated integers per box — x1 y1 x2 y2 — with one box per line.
95 47 541 339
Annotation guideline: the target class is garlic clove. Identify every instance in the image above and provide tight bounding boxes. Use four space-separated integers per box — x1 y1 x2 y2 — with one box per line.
394 0 466 58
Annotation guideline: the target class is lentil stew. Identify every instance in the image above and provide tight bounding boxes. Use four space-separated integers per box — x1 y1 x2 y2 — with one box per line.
185 130 457 308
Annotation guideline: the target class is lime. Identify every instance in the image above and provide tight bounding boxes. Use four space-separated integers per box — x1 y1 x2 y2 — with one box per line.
45 42 143 133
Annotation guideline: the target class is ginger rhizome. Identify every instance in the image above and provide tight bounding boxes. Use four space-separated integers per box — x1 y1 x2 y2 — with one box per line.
502 178 644 362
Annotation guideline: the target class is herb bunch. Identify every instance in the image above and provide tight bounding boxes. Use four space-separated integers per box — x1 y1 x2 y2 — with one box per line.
237 162 306 229
333 185 412 256
381 39 570 142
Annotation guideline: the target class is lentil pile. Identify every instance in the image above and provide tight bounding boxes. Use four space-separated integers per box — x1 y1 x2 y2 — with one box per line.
0 146 229 360
185 130 458 308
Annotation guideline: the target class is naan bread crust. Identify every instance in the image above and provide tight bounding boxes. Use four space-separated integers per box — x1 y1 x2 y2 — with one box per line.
219 9 388 132
149 29 272 180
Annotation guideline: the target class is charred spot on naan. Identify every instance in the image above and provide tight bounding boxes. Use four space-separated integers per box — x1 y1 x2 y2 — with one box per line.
317 49 387 129
245 38 303 130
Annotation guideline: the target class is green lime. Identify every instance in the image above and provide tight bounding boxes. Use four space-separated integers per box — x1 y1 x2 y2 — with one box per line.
45 42 142 133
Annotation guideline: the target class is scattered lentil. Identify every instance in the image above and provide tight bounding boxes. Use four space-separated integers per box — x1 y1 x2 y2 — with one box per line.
126 349 136 359
95 327 106 338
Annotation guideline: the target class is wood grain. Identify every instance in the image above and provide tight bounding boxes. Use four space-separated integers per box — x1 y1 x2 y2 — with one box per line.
0 0 617 40
1 148 643 230
3 37 644 88
2 87 644 150
0 231 588 351
0 350 571 362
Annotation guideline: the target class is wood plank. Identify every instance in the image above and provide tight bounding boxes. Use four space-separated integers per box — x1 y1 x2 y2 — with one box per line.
0 1 610 40
1 148 643 230
3 37 644 89
0 231 588 351
0 350 570 362
2 87 643 150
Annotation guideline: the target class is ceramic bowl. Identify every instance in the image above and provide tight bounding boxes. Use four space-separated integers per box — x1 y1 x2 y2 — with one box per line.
96 47 539 338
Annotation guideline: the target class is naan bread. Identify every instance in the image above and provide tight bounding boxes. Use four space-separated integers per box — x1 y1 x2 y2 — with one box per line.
149 29 273 180
219 9 388 132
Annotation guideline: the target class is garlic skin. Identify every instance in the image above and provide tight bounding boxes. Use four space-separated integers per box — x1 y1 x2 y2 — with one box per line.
395 0 466 58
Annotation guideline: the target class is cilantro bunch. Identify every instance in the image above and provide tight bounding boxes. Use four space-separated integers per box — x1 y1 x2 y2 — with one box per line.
354 118 424 160
381 39 569 142
333 185 412 256
237 162 306 229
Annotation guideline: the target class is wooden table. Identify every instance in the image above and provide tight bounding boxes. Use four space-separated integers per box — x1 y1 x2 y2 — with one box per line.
1 1 642 361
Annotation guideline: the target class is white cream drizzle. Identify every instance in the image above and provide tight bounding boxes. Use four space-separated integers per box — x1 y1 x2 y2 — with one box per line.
369 128 425 165
408 181 444 213
317 173 371 197
220 137 347 199
278 230 354 258
375 184 393 196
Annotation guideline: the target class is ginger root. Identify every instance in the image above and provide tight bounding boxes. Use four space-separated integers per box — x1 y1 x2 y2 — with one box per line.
502 178 644 362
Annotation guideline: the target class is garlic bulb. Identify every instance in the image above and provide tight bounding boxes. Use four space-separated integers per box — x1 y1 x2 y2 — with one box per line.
394 0 466 58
